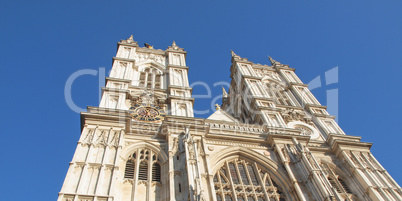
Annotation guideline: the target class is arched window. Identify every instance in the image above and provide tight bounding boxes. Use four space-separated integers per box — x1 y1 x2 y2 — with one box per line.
123 148 162 184
214 159 285 201
139 67 163 89
265 83 294 106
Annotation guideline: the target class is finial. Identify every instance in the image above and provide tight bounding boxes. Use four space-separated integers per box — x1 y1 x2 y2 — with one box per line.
172 41 177 46
128 35 133 41
230 50 237 57
215 104 221 110
222 87 228 98
268 55 279 65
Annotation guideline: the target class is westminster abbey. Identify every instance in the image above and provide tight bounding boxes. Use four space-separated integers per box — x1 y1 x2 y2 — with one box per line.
58 36 402 201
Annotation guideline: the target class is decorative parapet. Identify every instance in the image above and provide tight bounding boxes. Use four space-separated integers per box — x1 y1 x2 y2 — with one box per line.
206 121 265 134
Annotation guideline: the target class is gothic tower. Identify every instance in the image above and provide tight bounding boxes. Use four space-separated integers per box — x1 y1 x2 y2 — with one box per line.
58 36 402 201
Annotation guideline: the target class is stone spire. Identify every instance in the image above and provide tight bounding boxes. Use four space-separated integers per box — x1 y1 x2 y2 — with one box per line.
268 55 282 67
167 40 184 51
230 50 237 57
128 35 133 42
222 87 228 98
230 50 248 62
120 35 138 45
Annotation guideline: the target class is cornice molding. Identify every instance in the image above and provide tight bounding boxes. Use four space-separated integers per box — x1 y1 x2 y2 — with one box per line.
167 64 189 70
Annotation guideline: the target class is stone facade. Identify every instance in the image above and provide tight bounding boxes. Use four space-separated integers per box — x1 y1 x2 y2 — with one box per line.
58 36 402 201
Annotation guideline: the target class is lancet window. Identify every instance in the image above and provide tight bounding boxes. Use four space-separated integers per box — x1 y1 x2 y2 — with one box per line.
139 67 163 89
124 148 161 183
213 159 285 201
265 83 294 106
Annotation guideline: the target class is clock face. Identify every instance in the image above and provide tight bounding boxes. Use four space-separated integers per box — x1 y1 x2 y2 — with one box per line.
129 104 166 122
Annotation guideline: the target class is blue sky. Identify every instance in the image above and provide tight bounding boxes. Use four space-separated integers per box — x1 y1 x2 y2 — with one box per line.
1 0 401 200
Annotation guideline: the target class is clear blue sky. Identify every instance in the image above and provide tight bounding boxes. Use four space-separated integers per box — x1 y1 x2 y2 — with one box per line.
1 1 401 200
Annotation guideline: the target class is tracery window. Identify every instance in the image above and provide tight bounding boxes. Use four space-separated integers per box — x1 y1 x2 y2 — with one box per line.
139 67 162 89
124 148 161 183
214 159 285 201
265 83 294 106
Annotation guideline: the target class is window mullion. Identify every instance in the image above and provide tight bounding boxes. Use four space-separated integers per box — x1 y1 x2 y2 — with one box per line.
234 160 243 200
242 161 256 200
147 150 152 200
225 161 237 201
252 162 270 201
131 149 140 201
218 171 226 201
244 162 254 186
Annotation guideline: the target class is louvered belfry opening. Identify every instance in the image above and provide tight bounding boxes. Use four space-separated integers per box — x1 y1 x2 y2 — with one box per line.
139 67 163 89
138 161 148 181
124 158 135 179
152 163 161 182
338 178 352 194
123 148 162 184
328 177 342 193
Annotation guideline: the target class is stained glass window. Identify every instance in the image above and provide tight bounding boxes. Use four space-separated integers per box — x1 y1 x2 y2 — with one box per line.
225 195 233 201
238 163 249 185
229 163 240 184
247 164 258 185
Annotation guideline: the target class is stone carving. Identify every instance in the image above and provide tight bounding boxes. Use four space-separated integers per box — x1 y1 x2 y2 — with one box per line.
206 123 264 133
281 109 306 124
120 35 137 45
294 125 313 136
95 130 107 147
167 41 184 51
134 52 165 65
138 180 148 185
109 131 120 147
187 139 195 160
262 69 282 81
171 137 179 154
83 129 94 144
140 90 155 105
206 139 269 149
208 146 214 151
123 179 134 184
197 140 205 156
